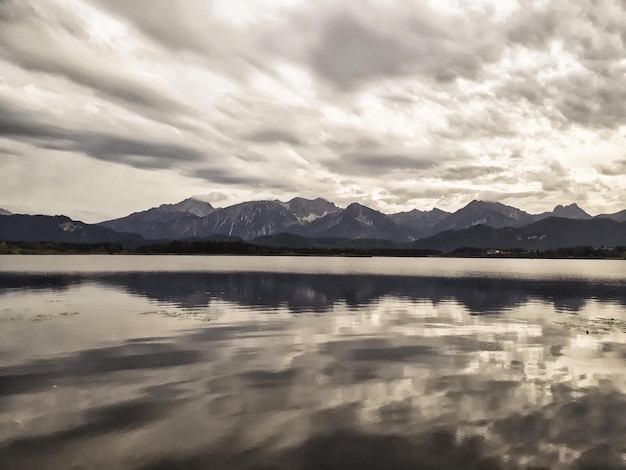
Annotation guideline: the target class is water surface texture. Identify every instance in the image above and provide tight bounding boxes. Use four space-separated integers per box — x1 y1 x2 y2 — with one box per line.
1 256 626 469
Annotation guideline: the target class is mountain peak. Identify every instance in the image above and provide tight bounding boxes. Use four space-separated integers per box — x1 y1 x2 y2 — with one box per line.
345 202 367 209
286 197 339 223
403 208 426 215
554 203 578 210
288 196 331 204
431 199 535 233
552 203 591 219
159 198 215 217
344 202 380 215
465 200 504 209
431 208 448 215
460 200 530 217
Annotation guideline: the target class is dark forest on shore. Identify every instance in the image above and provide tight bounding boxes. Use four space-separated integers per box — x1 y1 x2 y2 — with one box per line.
2 240 625 259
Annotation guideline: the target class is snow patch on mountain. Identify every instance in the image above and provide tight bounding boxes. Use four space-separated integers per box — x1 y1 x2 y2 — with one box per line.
297 211 329 224
356 213 374 226
60 221 82 233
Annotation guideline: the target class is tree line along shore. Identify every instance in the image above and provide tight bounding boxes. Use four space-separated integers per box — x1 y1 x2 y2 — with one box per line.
1 240 625 259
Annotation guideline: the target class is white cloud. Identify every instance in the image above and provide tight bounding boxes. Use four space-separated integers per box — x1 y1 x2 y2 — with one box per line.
1 0 626 219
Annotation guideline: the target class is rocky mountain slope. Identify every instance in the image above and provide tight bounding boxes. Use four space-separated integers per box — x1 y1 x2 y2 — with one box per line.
158 198 216 217
99 197 339 240
99 197 215 239
292 203 412 243
429 200 536 234
388 208 450 238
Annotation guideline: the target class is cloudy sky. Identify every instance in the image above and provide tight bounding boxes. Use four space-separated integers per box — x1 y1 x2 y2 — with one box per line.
1 0 626 222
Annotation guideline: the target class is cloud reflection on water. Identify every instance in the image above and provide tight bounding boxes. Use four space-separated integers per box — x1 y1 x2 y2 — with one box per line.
0 268 626 469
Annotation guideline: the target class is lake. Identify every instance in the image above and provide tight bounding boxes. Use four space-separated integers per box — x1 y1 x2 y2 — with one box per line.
1 255 626 469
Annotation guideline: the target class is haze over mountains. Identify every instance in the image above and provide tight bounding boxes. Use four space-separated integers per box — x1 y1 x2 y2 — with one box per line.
1 196 626 252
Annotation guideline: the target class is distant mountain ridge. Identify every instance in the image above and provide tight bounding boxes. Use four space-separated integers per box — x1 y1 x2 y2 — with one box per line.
0 214 142 245
596 209 626 223
3 197 626 252
100 198 561 242
0 208 12 216
411 217 626 252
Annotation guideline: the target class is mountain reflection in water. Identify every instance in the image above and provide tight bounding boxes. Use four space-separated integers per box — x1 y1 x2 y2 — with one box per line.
1 259 626 469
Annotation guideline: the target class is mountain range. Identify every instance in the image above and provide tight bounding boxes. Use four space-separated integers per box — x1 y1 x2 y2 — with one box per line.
1 197 626 252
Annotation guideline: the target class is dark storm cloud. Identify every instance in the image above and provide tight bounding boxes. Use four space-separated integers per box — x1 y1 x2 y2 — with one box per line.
0 45 191 121
597 158 626 176
493 72 549 106
191 168 261 186
505 0 626 56
324 135 385 153
311 15 410 89
328 152 439 176
0 100 205 169
190 167 300 191
243 128 304 146
0 0 87 39
72 136 205 168
440 109 517 139
310 7 503 89
322 130 469 178
440 165 503 181
506 4 559 48
552 68 626 129
91 0 218 55
0 102 61 139
495 68 626 131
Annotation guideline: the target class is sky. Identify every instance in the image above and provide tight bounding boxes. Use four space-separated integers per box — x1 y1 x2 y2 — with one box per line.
1 0 626 222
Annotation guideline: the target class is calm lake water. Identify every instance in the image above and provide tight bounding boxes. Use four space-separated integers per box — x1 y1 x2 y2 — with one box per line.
1 255 626 469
